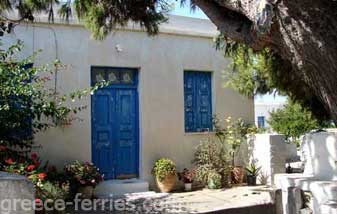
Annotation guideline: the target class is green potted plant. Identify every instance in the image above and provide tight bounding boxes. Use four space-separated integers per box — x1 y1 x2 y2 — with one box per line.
64 161 103 199
152 158 176 192
178 168 195 191
245 163 261 186
215 116 255 184
193 132 231 189
207 171 222 189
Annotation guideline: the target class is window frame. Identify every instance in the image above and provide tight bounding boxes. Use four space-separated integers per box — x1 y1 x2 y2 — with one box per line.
257 116 265 128
183 70 213 133
90 66 138 89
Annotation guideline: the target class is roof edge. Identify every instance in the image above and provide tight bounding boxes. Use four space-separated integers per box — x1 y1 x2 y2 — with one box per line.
30 14 219 39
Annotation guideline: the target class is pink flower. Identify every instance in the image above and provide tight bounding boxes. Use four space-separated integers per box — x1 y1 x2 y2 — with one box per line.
26 164 36 171
37 173 47 180
5 158 14 164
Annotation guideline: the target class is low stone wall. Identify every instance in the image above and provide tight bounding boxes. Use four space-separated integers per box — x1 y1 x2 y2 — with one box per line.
248 134 289 185
0 172 34 214
275 132 337 214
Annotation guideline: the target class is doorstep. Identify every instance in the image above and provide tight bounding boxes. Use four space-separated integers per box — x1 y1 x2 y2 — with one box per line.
94 178 149 198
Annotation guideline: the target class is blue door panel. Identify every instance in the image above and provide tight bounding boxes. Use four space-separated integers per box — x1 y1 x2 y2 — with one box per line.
92 89 115 179
115 89 138 177
92 68 138 179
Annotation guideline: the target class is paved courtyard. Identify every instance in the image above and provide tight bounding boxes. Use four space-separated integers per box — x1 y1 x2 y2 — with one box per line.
68 186 276 214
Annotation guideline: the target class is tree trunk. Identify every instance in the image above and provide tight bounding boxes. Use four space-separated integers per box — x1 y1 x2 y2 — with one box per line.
194 0 337 122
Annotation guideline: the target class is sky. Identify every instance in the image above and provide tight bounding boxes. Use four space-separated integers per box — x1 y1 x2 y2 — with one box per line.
169 0 287 104
169 0 208 19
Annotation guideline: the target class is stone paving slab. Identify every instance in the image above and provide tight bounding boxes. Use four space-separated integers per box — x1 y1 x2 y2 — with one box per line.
67 186 276 213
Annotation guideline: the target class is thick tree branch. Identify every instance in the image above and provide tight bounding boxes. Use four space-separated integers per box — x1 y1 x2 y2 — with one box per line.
194 0 252 42
194 0 273 50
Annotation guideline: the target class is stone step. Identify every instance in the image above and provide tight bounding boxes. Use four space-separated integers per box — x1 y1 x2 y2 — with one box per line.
94 178 149 198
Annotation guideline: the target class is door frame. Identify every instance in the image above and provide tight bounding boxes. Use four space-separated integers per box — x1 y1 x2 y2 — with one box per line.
90 66 140 179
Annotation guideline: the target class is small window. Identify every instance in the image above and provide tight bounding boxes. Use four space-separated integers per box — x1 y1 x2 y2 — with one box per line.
91 67 135 86
184 71 212 132
257 116 265 128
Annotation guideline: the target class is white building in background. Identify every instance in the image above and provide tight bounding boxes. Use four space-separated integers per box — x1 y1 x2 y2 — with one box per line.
255 101 285 128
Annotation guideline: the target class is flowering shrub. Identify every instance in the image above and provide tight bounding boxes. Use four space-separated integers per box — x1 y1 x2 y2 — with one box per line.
1 152 41 178
193 135 231 187
178 168 195 183
0 152 70 202
64 161 103 187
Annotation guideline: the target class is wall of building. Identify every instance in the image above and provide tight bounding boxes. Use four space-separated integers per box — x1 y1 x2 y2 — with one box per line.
2 17 254 185
254 102 285 128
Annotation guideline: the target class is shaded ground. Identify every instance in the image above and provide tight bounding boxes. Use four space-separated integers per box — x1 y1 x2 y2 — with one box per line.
67 186 276 213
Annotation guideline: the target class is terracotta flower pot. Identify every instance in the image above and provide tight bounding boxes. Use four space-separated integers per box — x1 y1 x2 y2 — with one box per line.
156 173 176 193
78 186 94 199
231 166 244 184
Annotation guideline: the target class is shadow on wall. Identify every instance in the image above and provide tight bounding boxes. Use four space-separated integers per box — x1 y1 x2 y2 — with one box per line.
301 132 337 180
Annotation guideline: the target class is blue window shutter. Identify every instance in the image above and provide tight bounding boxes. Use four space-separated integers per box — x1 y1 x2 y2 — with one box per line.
196 72 212 131
184 72 195 132
184 71 212 132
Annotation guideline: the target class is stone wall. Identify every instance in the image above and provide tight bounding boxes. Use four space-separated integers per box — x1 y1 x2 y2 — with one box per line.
275 132 337 214
249 134 288 185
0 172 34 214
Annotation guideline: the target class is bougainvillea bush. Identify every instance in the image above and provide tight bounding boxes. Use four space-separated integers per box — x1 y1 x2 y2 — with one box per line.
64 161 103 188
0 151 70 202
0 41 106 204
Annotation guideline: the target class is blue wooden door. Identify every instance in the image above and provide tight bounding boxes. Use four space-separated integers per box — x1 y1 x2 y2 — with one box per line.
91 67 138 179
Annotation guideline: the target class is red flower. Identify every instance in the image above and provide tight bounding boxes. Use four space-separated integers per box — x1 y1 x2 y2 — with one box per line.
31 153 38 160
35 198 43 208
37 173 47 180
5 158 14 164
26 164 36 171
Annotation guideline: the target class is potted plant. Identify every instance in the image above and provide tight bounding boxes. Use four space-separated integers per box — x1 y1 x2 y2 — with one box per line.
178 168 195 191
207 171 222 189
64 161 103 199
245 163 261 186
152 158 176 193
219 117 253 184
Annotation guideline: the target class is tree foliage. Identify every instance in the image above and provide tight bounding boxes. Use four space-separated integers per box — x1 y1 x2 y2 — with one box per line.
1 0 336 123
215 35 331 122
268 100 323 146
0 0 170 39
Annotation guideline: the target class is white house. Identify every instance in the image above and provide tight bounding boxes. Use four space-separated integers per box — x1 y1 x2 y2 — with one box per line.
2 15 254 186
255 101 285 128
